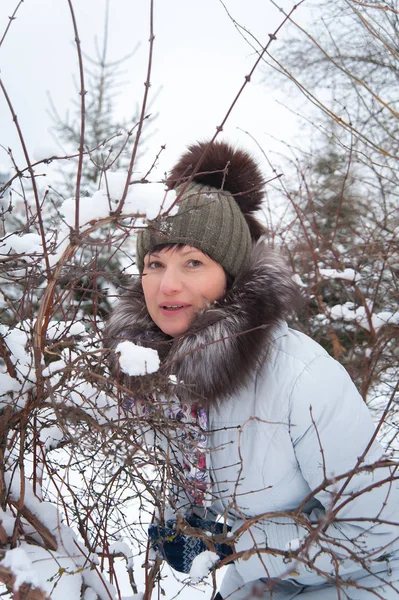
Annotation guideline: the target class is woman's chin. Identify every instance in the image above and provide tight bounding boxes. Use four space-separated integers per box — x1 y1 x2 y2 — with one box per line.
156 315 192 337
148 306 195 337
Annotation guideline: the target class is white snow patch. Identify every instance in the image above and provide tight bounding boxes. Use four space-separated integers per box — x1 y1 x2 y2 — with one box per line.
0 508 16 536
0 232 43 257
0 547 41 591
56 374 119 425
42 359 66 377
4 513 117 599
319 268 361 282
60 190 111 229
328 303 399 333
0 372 21 395
39 426 64 451
189 551 219 580
116 341 160 376
371 311 399 332
109 541 134 568
47 320 86 338
124 183 177 220
329 302 364 323
292 273 307 288
59 181 177 230
0 326 30 364
5 471 60 532
101 174 179 219
32 145 58 161
13 543 83 599
81 565 117 600
0 326 34 404
2 477 119 599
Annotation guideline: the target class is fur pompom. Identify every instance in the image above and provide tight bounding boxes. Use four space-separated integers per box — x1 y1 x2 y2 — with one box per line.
167 141 266 240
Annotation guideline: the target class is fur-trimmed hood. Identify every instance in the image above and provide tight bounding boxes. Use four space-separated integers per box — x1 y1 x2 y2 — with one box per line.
103 242 298 406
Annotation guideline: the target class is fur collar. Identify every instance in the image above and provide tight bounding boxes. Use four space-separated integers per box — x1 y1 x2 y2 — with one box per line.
103 242 298 406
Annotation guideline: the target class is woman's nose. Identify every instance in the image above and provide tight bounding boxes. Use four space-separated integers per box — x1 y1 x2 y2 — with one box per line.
159 267 182 294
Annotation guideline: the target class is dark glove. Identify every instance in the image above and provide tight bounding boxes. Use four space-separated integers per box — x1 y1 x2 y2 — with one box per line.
148 516 233 574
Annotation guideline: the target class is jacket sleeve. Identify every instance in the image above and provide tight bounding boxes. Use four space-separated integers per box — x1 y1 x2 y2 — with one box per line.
231 355 399 585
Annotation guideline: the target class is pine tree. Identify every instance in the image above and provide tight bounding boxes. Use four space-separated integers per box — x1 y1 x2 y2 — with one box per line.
48 1 144 198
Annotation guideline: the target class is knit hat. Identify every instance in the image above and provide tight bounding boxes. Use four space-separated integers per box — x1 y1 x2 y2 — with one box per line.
136 141 265 277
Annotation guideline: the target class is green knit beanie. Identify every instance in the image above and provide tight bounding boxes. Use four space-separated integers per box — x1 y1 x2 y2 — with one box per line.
136 182 253 277
136 141 265 277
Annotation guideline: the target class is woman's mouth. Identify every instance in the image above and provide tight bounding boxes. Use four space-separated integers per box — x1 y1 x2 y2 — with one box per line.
159 304 191 315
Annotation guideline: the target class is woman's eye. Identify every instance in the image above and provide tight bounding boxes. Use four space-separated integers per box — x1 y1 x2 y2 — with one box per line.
187 259 203 268
147 261 163 269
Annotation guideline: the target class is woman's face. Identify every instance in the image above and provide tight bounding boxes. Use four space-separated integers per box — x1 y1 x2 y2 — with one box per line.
142 245 227 337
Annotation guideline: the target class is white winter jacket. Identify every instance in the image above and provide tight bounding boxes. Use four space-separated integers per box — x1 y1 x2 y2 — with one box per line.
209 323 399 599
104 244 399 599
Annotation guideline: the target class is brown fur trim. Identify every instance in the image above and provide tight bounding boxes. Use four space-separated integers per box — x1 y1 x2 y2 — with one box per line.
167 141 266 241
103 242 299 406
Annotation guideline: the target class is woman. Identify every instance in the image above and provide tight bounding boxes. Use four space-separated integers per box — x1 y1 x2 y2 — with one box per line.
104 141 399 599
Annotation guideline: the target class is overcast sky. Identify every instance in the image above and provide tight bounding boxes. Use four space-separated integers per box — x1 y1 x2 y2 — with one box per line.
0 0 304 178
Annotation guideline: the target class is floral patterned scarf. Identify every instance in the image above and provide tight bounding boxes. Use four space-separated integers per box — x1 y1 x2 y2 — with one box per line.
126 395 211 508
